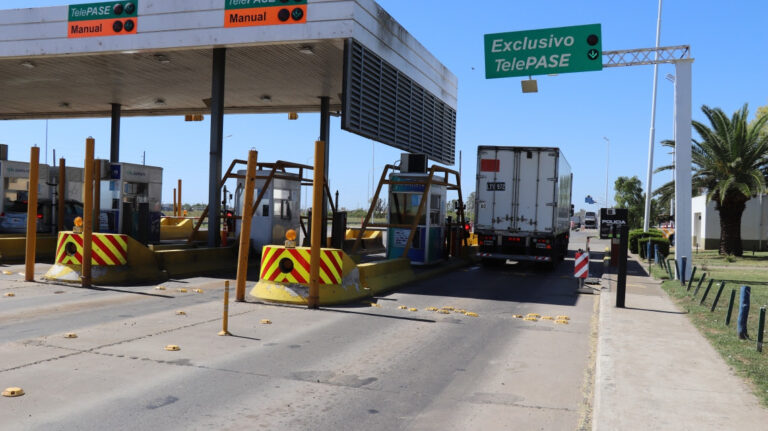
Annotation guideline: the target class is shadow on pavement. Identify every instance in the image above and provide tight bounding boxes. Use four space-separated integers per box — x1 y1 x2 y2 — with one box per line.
625 306 687 315
394 249 606 306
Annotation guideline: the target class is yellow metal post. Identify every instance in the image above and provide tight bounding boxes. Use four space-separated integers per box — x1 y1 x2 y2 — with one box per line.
308 141 326 309
93 160 101 232
58 158 65 232
173 188 177 217
235 150 258 302
218 280 231 336
178 179 182 217
82 138 95 288
24 147 40 282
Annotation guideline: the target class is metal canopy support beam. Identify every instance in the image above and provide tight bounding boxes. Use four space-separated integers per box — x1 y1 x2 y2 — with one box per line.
208 48 226 247
602 45 690 68
603 44 694 280
320 96 330 247
110 103 121 163
674 60 693 280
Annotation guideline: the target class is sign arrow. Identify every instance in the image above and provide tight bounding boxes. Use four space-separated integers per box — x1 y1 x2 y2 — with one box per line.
587 49 599 60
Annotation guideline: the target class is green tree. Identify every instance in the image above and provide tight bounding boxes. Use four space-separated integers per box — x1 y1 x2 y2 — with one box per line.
614 176 645 229
654 104 768 256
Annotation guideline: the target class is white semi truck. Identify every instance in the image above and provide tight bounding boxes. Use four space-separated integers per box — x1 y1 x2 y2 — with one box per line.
474 146 573 266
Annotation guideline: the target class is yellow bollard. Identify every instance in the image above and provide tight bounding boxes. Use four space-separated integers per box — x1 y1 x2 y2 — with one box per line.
177 179 182 218
57 158 65 233
93 160 101 232
25 147 40 282
235 150 257 302
218 280 231 336
308 141 326 309
82 138 95 288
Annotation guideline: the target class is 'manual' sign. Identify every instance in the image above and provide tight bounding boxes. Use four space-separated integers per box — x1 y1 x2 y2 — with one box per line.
225 0 307 28
68 1 138 38
484 24 602 79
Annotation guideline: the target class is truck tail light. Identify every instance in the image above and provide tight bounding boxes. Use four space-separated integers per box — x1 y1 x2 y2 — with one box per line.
37 214 43 219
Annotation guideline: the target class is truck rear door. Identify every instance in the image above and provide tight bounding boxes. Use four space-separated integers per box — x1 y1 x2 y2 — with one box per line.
517 149 557 233
476 148 515 231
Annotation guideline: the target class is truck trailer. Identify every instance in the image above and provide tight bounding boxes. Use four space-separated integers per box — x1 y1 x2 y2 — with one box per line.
474 146 573 266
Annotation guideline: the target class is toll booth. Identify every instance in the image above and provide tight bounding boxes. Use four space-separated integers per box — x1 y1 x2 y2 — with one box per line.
233 169 302 254
99 162 163 244
386 172 447 265
0 159 52 232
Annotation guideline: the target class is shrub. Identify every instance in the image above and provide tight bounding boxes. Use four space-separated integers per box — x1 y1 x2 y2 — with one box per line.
628 228 664 254
638 237 670 260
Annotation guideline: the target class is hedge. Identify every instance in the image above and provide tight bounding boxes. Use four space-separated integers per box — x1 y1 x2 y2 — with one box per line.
628 228 664 254
638 237 670 260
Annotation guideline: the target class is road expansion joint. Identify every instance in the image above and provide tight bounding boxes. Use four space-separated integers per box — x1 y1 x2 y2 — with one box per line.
0 308 260 373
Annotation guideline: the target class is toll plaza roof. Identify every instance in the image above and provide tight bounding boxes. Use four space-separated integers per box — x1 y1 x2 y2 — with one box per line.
0 0 458 120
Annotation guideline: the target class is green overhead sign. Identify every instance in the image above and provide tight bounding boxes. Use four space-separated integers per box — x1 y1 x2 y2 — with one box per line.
484 24 602 79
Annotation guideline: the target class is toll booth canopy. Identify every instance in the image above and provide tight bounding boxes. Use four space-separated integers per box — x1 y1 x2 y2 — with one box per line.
0 1 458 243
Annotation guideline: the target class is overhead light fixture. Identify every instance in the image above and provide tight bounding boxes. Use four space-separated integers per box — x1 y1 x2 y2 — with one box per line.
155 98 166 105
154 54 171 64
20 61 36 69
59 102 70 108
299 46 314 55
260 95 272 102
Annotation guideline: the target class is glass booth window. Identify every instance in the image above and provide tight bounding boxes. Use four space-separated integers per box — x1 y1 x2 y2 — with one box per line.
390 193 425 225
429 194 442 225
273 188 292 220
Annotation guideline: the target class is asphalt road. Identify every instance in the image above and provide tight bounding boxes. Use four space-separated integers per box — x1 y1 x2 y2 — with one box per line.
1 230 602 430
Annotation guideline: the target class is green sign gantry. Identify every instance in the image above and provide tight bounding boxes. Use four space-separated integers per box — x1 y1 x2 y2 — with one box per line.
484 24 602 79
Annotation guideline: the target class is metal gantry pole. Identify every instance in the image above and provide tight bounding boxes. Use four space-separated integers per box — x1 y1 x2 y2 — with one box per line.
643 0 664 232
208 48 226 247
24 147 40 282
319 96 330 248
110 103 121 163
674 60 693 281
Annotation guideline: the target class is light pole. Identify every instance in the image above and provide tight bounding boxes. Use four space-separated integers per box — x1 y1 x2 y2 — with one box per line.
603 136 610 208
643 0 664 232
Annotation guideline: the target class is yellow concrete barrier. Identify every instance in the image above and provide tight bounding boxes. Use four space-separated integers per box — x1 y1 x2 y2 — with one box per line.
160 217 194 241
43 232 166 284
344 228 385 253
154 246 237 278
250 245 365 306
0 235 57 262
249 242 421 306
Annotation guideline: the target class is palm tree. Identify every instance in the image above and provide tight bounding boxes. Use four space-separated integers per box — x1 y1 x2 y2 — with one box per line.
654 104 768 256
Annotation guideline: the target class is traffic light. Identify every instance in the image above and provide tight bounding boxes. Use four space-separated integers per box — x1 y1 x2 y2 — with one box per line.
111 2 137 34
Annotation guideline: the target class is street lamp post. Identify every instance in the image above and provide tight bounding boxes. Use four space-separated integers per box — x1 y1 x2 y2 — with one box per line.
603 137 610 208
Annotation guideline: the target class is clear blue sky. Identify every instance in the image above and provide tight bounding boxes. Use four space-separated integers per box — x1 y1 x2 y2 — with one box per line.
2 0 767 213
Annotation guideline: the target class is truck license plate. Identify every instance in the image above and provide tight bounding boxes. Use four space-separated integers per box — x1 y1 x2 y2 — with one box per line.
486 182 505 191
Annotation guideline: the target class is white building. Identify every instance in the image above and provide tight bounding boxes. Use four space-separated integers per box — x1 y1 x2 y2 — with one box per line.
691 194 768 251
